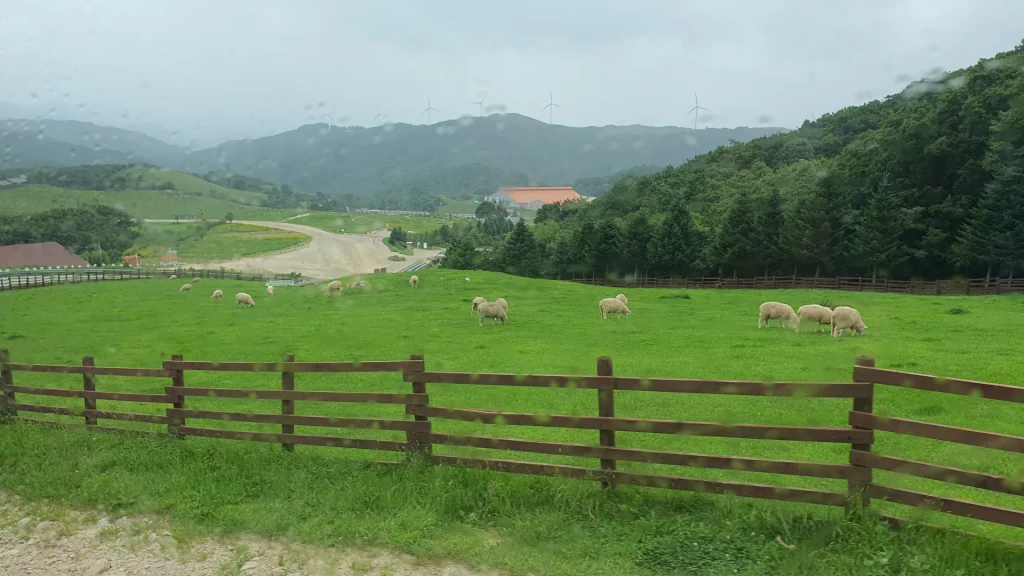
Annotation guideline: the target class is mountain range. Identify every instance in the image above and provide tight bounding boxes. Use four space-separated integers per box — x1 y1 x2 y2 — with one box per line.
1 114 786 200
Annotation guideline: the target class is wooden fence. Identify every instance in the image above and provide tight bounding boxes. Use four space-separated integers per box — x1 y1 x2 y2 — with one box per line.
1 349 1021 535
0 268 302 291
571 275 1024 296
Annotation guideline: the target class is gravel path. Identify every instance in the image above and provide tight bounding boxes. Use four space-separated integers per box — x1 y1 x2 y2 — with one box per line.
0 492 490 576
146 219 441 280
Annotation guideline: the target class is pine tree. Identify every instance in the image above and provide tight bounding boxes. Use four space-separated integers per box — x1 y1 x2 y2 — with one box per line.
593 220 622 278
785 174 854 276
501 219 540 277
751 188 785 276
855 176 910 281
620 213 652 279
441 236 476 270
648 198 699 277
711 187 757 276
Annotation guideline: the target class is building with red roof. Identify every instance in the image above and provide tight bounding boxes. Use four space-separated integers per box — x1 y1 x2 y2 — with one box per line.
486 186 581 209
0 242 89 268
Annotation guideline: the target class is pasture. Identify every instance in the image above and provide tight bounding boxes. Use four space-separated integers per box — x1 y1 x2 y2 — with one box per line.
290 212 458 235
132 222 310 262
1 271 1022 574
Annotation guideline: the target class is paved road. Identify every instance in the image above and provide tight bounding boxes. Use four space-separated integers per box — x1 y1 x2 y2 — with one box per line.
146 219 440 280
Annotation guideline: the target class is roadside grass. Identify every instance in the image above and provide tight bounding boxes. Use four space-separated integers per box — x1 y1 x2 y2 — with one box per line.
0 184 280 220
1 271 1023 571
132 222 310 262
291 212 457 235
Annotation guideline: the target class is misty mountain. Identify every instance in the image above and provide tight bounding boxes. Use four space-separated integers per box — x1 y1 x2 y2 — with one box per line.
0 130 138 170
179 114 786 196
2 118 185 165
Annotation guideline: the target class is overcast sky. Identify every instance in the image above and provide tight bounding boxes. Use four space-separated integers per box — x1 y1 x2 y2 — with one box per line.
2 0 1022 148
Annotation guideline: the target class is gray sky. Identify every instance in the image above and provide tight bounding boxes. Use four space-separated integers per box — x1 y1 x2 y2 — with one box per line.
2 0 1022 148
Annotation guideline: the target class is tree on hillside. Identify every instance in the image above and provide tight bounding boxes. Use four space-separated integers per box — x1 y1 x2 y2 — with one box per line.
855 176 911 281
501 219 540 277
711 187 758 276
785 173 855 276
442 236 477 270
592 220 622 277
750 188 786 276
619 213 651 279
475 201 504 219
648 198 700 277
389 227 408 246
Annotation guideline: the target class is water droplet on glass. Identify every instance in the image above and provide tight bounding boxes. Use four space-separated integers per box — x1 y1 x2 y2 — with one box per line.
582 143 594 152
757 114 773 124
683 134 697 146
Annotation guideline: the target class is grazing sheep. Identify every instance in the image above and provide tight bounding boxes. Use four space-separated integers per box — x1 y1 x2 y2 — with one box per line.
495 297 508 313
169 274 177 280
211 289 224 300
267 285 274 296
236 292 255 308
409 275 419 288
615 294 628 306
477 301 507 326
191 277 201 283
758 302 798 330
327 280 342 296
831 306 867 337
599 298 632 319
797 304 833 333
179 283 192 292
472 297 487 316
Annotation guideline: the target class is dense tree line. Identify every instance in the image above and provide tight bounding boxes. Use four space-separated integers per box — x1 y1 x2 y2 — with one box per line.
0 205 139 263
444 42 1024 281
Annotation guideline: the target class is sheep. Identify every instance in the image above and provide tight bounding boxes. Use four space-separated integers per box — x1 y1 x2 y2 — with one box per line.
168 274 177 280
409 275 419 288
758 302 798 330
211 289 224 300
236 292 255 308
831 306 867 337
599 298 631 319
179 283 192 292
797 304 833 333
327 280 342 296
615 294 628 306
267 285 274 297
477 301 507 326
495 297 508 313
191 277 201 283
472 297 487 316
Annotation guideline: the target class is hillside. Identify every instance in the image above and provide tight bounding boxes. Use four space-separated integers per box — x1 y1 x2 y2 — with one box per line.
177 115 785 199
2 118 185 165
450 41 1024 282
0 130 137 169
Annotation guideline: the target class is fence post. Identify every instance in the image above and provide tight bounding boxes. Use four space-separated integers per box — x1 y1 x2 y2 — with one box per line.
597 356 616 488
0 349 14 422
82 356 97 426
281 354 295 452
849 356 875 510
405 354 432 459
168 354 185 436
935 280 941 296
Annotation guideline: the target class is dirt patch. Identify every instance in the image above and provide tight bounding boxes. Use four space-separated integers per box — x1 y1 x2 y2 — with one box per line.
0 492 493 576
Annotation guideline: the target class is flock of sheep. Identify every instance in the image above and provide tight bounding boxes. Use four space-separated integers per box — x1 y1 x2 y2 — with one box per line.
171 272 866 337
172 274 262 308
759 301 867 337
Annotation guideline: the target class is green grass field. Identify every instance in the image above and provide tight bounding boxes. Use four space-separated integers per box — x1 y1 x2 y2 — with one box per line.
0 184 281 220
436 197 480 215
132 222 310 262
1 272 1022 574
290 212 458 235
123 166 268 205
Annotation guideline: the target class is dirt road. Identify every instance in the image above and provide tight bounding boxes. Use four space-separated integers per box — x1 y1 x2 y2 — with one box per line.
0 492 489 576
148 220 441 280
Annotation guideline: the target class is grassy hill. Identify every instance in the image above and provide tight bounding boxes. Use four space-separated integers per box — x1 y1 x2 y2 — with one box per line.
0 130 137 169
289 211 459 235
131 221 310 262
2 118 184 165
122 165 267 205
0 272 1022 574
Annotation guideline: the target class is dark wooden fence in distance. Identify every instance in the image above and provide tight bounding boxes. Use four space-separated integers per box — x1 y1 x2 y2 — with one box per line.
571 275 1024 296
1 349 1021 535
0 268 304 291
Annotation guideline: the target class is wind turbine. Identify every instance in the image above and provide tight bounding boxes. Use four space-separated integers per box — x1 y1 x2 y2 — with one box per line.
374 104 386 125
687 93 710 130
541 90 562 124
470 92 487 117
421 99 440 124
324 106 335 132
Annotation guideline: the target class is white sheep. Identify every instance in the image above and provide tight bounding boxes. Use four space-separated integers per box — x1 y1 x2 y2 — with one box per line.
599 298 631 319
409 275 419 288
495 297 508 313
832 306 867 337
615 294 628 306
236 292 256 308
472 297 487 316
327 280 342 296
179 283 192 292
191 277 201 283
267 285 274 296
758 302 798 330
211 289 224 300
477 301 507 326
169 274 177 280
797 304 833 333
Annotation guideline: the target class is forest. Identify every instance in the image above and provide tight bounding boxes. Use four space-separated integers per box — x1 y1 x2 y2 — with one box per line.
0 205 139 264
443 42 1024 281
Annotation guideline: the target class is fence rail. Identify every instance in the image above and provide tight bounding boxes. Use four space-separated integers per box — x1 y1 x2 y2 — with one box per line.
570 275 1024 296
1 349 1022 536
0 267 304 291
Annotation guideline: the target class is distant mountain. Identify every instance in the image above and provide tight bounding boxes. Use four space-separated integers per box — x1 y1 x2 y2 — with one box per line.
2 118 185 165
178 114 786 197
0 130 137 169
